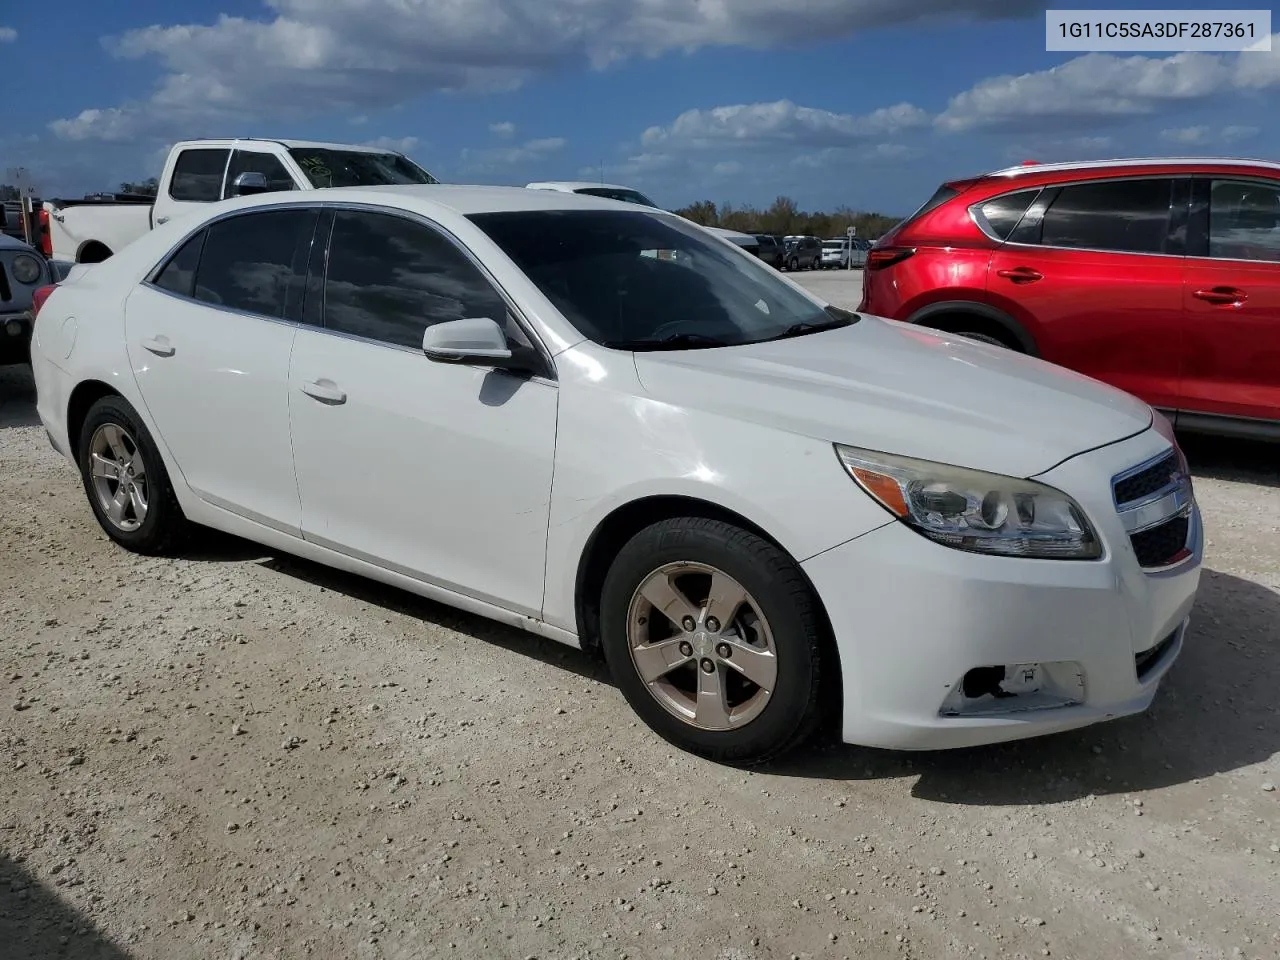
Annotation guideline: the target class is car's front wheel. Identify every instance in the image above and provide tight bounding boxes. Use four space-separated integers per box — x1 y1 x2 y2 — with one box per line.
600 517 829 765
77 395 189 554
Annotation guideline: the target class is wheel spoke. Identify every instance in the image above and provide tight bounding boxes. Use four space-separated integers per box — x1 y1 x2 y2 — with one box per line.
127 483 147 520
128 448 147 479
704 572 747 629
102 424 130 462
695 664 731 728
720 637 777 691
90 453 119 480
106 485 130 525
638 573 699 629
631 637 693 684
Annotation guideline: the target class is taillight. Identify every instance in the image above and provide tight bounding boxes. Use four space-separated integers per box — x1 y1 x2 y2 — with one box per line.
866 247 916 271
31 285 55 319
38 208 52 257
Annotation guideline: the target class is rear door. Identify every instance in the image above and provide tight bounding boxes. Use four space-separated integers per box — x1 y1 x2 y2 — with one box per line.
985 176 1188 410
1180 176 1280 426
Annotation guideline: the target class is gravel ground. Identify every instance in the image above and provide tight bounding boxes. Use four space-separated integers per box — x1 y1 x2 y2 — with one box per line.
2 284 1279 960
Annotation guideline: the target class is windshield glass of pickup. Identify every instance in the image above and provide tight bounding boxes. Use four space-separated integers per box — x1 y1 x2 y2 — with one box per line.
288 149 439 188
468 209 856 350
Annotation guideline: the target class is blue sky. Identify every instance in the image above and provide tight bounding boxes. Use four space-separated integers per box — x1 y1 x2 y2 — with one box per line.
3 1 1278 214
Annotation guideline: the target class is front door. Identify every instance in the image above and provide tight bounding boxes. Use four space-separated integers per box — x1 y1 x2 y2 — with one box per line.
152 146 231 228
123 206 318 533
288 208 558 615
1180 177 1280 426
986 176 1187 410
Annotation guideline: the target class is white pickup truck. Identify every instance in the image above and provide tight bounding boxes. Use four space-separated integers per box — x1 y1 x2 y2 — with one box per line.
42 138 439 265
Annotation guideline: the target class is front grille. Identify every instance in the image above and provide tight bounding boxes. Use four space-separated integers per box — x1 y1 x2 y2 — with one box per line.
1135 628 1178 680
1130 514 1190 567
1113 451 1177 506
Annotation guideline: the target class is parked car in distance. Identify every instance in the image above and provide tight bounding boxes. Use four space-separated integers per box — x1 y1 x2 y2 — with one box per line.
41 138 440 267
31 184 1202 764
849 237 871 268
753 233 785 268
859 156 1280 440
524 181 759 253
821 238 851 269
782 235 821 271
1 233 54 364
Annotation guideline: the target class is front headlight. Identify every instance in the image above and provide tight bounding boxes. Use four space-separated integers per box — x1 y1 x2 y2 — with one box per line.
10 254 43 286
835 444 1101 560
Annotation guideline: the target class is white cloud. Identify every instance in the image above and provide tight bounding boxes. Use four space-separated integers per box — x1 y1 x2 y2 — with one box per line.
0 27 17 43
490 121 517 139
49 0 1042 141
641 99 930 150
1222 124 1259 143
362 136 420 154
1161 126 1209 145
712 161 742 176
460 136 567 170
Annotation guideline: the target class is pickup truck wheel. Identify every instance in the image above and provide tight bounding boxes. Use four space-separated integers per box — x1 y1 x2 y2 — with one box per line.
78 396 189 555
599 517 827 766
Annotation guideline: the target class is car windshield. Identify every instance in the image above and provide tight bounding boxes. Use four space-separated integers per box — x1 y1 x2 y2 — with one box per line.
288 148 439 188
574 187 661 207
467 209 857 350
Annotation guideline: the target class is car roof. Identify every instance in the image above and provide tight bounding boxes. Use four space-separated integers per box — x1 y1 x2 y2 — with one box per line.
210 183 667 217
172 138 414 155
983 156 1280 180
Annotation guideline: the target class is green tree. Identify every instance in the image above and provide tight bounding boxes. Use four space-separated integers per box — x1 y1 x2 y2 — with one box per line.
0 184 19 201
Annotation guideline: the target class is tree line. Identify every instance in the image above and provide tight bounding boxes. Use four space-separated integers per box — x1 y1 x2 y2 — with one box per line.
672 196 901 240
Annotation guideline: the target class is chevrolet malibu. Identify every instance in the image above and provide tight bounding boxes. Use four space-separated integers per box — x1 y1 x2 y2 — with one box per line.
29 185 1203 764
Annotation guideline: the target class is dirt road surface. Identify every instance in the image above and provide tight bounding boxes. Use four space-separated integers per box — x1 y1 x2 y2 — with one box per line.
3 307 1279 960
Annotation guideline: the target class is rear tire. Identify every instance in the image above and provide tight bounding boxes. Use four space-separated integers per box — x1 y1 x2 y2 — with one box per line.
599 517 828 766
77 396 189 555
956 330 1016 349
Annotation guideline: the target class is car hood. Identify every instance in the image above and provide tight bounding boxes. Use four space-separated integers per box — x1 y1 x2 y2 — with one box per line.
631 316 1153 479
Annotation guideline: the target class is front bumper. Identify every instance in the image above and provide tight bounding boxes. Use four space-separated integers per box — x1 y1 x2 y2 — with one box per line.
804 427 1203 750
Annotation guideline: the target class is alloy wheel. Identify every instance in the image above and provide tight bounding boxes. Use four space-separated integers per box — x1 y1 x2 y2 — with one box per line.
88 423 149 532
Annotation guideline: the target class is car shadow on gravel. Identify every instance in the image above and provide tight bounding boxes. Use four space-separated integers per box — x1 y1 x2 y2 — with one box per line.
257 552 613 685
1181 432 1280 489
0 855 134 959
771 567 1280 804
0 364 40 430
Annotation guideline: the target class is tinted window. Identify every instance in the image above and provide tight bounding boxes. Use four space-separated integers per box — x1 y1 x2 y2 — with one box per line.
152 231 205 298
977 189 1039 240
323 211 507 350
468 209 850 349
226 150 296 194
169 149 230 202
575 187 660 207
1040 179 1174 254
193 209 316 318
1208 179 1280 262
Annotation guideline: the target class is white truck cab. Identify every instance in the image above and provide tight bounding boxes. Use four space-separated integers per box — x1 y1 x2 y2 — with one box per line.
44 138 438 266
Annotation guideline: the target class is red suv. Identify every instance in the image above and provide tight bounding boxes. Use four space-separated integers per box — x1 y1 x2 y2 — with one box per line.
859 158 1280 440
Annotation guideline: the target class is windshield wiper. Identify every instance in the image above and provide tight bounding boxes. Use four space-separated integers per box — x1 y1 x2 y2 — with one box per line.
761 310 859 343
604 332 735 351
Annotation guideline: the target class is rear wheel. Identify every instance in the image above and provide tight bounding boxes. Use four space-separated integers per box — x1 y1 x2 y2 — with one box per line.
787 257 798 271
599 517 828 765
77 396 189 554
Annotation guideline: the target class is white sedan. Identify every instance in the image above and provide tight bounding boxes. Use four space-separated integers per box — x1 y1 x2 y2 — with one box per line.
29 185 1203 764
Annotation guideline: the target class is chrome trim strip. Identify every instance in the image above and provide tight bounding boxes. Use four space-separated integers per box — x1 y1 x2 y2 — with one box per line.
1110 448 1178 504
1121 495 1192 535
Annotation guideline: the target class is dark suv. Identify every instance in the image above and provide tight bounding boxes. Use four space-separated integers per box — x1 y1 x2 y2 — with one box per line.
782 235 821 271
859 157 1280 440
753 234 785 268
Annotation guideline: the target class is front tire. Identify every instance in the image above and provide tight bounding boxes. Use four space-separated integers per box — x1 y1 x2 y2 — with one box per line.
599 517 828 765
956 330 1016 349
78 396 189 554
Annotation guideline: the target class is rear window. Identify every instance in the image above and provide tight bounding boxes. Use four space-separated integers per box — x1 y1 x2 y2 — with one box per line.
169 148 230 203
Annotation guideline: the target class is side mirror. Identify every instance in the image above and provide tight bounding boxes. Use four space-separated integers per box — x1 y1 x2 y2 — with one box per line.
422 317 513 364
229 172 270 196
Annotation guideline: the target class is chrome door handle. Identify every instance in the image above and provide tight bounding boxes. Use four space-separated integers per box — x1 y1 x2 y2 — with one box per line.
300 379 346 404
141 336 175 357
